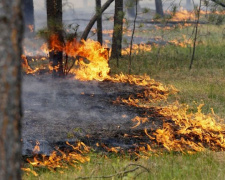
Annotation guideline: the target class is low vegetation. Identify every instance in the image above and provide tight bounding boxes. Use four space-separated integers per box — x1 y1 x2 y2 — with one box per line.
23 24 225 179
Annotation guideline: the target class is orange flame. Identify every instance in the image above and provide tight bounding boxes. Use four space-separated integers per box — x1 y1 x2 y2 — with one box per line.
24 141 90 176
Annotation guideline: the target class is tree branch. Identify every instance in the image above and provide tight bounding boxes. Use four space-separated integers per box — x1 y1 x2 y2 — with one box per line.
80 0 114 41
211 0 225 7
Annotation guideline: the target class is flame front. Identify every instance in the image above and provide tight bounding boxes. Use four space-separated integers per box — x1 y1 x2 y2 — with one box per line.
24 142 90 176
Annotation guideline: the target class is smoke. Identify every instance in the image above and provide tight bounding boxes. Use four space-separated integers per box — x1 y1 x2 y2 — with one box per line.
22 75 138 155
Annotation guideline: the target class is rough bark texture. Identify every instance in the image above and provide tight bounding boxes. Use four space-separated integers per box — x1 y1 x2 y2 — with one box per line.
96 0 103 45
47 0 64 77
22 0 35 35
111 0 124 59
81 0 114 41
155 0 164 17
0 0 23 179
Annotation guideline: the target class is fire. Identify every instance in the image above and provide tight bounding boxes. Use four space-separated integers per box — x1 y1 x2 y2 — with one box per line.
22 32 225 176
27 24 34 32
169 35 192 47
167 8 225 22
121 43 152 55
23 141 90 176
130 102 225 154
168 8 197 22
21 55 40 74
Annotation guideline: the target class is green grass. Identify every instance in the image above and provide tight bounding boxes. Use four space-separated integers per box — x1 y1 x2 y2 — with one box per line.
23 24 225 179
110 24 225 118
23 151 225 180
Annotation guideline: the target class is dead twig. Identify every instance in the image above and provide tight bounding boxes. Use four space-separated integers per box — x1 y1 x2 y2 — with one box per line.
75 167 139 179
75 163 150 179
125 163 150 172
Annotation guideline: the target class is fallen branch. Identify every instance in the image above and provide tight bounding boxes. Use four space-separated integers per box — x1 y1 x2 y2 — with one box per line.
76 167 139 179
75 163 150 179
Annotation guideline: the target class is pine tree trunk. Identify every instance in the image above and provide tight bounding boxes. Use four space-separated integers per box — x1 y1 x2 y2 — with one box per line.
111 0 124 59
96 0 103 45
0 0 23 179
22 0 35 36
155 0 164 17
47 0 64 77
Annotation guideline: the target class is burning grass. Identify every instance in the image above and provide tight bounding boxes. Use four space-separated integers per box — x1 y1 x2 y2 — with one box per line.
22 142 90 177
23 151 225 180
21 21 225 177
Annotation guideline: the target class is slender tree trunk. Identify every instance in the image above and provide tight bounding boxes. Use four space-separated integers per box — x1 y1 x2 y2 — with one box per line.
0 0 23 179
155 0 164 17
22 0 35 36
111 0 124 61
128 0 138 74
81 0 114 41
125 0 140 18
189 0 201 70
96 0 103 45
47 0 64 77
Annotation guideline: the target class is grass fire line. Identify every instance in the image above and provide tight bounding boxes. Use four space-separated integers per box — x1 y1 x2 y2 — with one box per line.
21 31 225 176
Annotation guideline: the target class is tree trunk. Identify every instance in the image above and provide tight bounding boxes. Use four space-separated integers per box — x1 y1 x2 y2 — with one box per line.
155 0 164 17
81 0 114 41
47 0 64 77
0 0 23 179
22 0 35 36
111 0 124 59
96 0 103 45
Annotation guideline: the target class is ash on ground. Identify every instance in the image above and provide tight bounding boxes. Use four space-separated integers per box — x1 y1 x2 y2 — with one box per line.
22 75 163 155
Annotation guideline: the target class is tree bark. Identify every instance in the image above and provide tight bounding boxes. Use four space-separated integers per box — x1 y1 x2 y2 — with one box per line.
47 0 64 77
111 0 124 59
155 0 164 17
0 0 23 179
22 0 35 36
81 0 114 41
96 0 103 45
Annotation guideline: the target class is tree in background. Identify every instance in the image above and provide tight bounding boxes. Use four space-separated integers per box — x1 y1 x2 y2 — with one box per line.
22 0 35 36
155 0 164 17
111 0 124 63
96 0 103 45
47 0 64 77
0 0 23 179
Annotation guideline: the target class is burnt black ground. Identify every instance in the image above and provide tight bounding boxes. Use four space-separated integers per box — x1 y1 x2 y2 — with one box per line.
22 75 163 155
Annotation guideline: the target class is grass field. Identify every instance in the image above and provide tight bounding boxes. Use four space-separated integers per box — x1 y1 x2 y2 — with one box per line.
23 24 225 179
23 151 225 180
